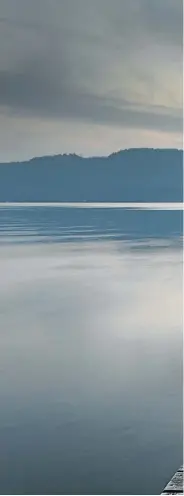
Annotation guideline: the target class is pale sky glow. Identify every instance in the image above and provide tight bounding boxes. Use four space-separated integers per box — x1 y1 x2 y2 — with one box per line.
0 0 183 161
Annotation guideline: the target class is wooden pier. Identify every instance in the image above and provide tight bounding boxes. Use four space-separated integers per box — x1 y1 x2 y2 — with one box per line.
161 466 183 494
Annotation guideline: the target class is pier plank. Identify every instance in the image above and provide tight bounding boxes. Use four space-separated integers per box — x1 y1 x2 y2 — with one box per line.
161 466 183 494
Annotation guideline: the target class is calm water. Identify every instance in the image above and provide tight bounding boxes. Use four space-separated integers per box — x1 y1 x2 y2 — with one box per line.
0 205 183 495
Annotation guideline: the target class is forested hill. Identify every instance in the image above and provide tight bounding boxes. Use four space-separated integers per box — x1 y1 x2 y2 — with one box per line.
0 148 182 202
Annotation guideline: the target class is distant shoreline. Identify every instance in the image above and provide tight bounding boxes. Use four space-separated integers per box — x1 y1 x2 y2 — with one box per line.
0 202 183 210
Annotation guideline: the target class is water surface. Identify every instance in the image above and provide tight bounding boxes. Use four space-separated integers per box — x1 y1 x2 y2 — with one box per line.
0 205 182 495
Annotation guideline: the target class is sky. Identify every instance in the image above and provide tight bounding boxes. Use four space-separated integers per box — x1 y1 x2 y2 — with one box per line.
0 0 183 161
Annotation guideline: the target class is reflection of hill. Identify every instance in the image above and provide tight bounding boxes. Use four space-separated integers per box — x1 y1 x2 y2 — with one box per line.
0 149 182 202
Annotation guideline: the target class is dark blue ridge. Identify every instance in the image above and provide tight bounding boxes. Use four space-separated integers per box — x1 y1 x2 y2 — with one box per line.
0 148 182 202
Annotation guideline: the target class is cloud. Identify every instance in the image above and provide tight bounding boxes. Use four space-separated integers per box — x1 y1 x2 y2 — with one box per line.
0 57 182 134
0 0 182 158
141 0 183 47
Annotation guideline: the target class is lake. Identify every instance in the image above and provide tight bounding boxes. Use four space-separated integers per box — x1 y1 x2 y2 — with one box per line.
0 204 183 495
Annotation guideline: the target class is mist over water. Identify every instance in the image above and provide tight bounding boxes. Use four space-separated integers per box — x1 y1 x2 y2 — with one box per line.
0 205 182 495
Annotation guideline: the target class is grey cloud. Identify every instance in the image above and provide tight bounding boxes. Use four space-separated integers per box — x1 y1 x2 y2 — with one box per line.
141 0 183 47
0 0 182 136
0 61 181 134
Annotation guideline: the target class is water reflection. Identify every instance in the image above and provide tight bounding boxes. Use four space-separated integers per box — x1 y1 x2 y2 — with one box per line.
0 204 182 245
0 206 182 495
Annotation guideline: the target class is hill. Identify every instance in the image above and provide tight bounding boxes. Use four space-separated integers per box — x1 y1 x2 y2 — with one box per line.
0 149 182 202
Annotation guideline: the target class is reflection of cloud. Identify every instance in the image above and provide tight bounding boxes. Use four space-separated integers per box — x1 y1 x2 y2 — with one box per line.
117 258 182 335
0 240 182 420
0 236 182 496
0 241 182 340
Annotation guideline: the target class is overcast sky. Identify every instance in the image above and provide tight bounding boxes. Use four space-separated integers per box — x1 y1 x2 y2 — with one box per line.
0 0 183 161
